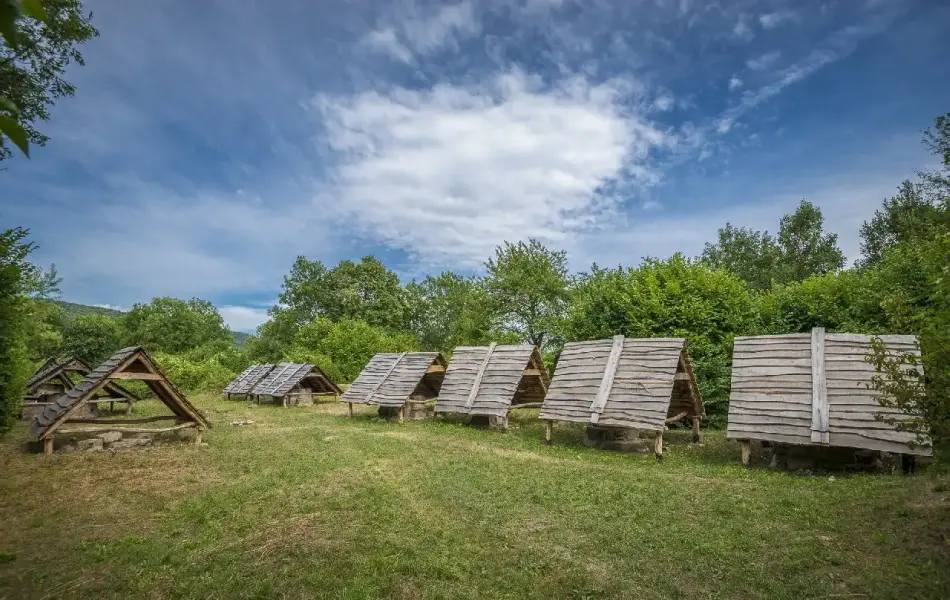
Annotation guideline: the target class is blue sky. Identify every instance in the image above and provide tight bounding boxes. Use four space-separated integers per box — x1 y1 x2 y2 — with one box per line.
3 0 949 332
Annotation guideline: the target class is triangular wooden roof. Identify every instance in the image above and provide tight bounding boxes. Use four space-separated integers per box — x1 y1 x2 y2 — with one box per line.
342 352 446 407
539 336 703 431
726 328 930 456
31 347 210 440
26 357 138 403
435 344 549 417
250 362 342 397
224 364 275 394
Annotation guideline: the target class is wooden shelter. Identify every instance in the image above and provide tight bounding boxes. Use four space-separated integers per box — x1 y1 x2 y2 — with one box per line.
434 344 549 429
248 362 342 406
341 352 446 420
539 336 704 459
224 364 275 399
726 328 931 469
31 347 210 455
23 357 138 420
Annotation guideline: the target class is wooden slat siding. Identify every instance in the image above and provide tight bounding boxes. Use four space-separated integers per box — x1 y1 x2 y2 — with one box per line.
224 364 275 394
726 334 813 443
726 330 932 456
540 338 688 430
250 363 300 396
824 334 931 456
249 363 341 398
437 345 542 417
27 358 59 390
341 352 444 407
810 327 830 444
31 347 210 439
465 343 497 409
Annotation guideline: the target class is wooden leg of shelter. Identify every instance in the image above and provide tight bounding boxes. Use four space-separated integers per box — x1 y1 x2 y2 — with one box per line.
43 437 53 456
348 403 354 418
691 416 701 443
739 440 752 467
125 401 133 416
109 400 115 413
544 420 553 445
901 454 916 475
654 431 663 462
398 406 405 423
195 428 204 446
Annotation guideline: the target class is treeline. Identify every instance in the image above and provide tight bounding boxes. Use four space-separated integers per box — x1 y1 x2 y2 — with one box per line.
2 114 947 442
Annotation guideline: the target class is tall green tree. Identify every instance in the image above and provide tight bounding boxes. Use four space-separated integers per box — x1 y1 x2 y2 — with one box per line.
859 180 940 268
60 312 121 365
484 239 569 348
701 223 779 290
120 297 231 354
1 0 98 160
919 112 950 197
775 200 846 284
406 272 501 352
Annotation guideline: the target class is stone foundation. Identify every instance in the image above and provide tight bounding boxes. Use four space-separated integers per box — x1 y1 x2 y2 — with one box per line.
378 400 432 421
468 414 509 431
43 427 198 454
767 443 899 472
584 426 654 453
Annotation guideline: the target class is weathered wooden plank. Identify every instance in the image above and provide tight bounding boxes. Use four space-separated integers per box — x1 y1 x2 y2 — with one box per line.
810 327 829 444
589 335 625 425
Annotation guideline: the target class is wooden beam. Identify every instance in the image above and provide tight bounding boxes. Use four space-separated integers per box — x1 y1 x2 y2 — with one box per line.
654 431 663 462
544 420 553 445
691 416 701 443
590 335 625 425
109 372 164 380
465 343 496 410
425 364 446 374
348 402 354 418
810 327 830 444
57 422 197 435
674 372 691 381
508 402 544 410
64 415 178 425
739 440 752 467
665 411 688 423
522 368 543 377
43 437 53 456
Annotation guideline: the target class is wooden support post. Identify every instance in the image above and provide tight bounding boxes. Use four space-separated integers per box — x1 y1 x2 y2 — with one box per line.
125 401 133 416
348 403 354 418
901 454 916 475
109 400 115 413
739 440 752 467
195 428 204 446
691 416 701 443
43 437 53 456
544 420 553 445
654 431 663 462
398 405 405 423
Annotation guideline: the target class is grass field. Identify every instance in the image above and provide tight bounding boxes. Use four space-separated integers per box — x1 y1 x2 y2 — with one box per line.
1 395 949 599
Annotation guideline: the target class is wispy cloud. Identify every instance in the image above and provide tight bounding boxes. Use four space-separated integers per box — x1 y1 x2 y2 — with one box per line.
728 76 743 91
746 50 781 71
759 10 798 30
363 1 480 63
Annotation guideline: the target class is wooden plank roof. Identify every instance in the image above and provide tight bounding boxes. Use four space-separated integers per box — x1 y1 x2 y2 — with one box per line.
25 357 138 403
249 363 341 397
539 337 703 431
31 347 210 440
341 352 446 408
726 328 930 456
224 364 275 394
435 345 548 417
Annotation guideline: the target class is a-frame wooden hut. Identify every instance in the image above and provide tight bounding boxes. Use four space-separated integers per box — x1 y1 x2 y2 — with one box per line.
434 344 549 429
539 336 704 459
23 357 138 420
224 364 275 399
249 362 342 406
726 328 931 470
31 347 210 455
341 352 446 420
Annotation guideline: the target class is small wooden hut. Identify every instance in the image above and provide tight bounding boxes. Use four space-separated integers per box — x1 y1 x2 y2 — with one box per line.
726 327 931 470
224 364 275 399
342 352 446 420
434 344 549 429
31 347 210 455
249 362 341 406
539 336 704 459
23 357 138 420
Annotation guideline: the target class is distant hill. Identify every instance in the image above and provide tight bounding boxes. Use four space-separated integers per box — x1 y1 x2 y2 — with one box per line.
55 300 252 348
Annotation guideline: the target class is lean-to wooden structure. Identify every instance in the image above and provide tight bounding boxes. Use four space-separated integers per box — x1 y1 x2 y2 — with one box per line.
341 352 446 420
23 357 138 420
224 364 275 398
435 344 548 428
539 336 704 458
249 362 341 406
31 347 210 455
726 328 931 467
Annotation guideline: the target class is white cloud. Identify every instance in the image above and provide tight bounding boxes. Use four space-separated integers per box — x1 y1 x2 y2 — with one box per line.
219 305 270 333
93 303 128 312
728 76 743 91
759 10 798 29
746 50 781 71
732 16 754 42
317 69 669 268
653 94 675 112
363 1 480 62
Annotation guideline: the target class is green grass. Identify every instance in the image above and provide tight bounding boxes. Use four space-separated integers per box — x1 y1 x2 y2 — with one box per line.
1 395 948 599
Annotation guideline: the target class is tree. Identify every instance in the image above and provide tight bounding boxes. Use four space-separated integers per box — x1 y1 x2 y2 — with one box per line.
120 297 231 354
701 223 779 290
563 254 759 423
406 272 502 352
60 312 121 365
775 200 845 284
484 239 569 348
859 180 940 268
919 112 950 198
1 0 98 160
